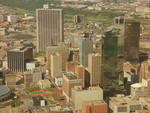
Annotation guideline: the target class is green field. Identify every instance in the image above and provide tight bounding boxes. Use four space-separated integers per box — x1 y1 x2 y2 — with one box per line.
0 0 125 24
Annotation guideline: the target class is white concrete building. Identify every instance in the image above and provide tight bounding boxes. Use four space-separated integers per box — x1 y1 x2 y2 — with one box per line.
109 95 143 113
2 61 8 69
7 15 17 22
39 79 51 89
26 61 39 70
55 77 63 86
71 86 103 111
33 72 42 82
131 78 150 97
131 83 147 97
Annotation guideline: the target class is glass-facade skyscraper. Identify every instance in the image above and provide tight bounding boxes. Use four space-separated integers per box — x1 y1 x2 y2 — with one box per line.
103 31 124 98
79 33 93 67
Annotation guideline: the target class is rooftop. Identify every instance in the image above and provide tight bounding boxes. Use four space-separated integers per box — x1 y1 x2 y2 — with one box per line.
73 86 102 92
82 100 107 106
49 106 71 112
131 83 146 88
8 46 32 52
109 96 141 107
0 85 10 96
31 96 44 101
51 52 61 57
39 79 50 84
47 45 68 51
64 71 77 80
37 8 63 11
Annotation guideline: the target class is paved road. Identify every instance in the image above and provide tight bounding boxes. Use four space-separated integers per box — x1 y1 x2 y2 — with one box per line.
17 85 34 112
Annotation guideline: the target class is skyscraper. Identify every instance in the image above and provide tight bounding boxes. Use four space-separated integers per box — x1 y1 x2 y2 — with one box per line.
46 45 69 70
79 33 93 67
37 5 64 52
88 53 103 87
103 31 124 97
7 46 33 72
124 21 140 62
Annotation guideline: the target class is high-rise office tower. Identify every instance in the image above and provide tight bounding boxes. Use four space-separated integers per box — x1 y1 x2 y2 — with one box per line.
88 53 103 87
51 53 62 79
37 4 64 52
124 21 140 62
75 64 85 88
46 45 69 70
79 33 93 67
7 46 33 72
103 31 124 97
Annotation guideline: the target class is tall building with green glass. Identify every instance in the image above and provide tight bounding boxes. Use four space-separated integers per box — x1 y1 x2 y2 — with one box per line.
103 31 124 98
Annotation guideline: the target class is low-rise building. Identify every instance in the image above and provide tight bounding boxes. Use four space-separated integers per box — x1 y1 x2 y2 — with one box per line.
26 61 39 70
31 96 46 106
82 100 108 113
0 28 7 36
71 86 103 111
139 96 150 110
131 78 150 97
49 105 72 113
33 71 42 82
24 70 42 84
0 68 9 78
5 74 16 86
24 71 33 84
109 95 143 113
131 83 147 97
39 79 51 89
7 15 17 22
135 110 150 113
55 77 63 87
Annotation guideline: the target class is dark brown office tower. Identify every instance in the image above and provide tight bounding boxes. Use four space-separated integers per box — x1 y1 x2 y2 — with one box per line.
74 15 85 24
7 46 33 72
124 21 140 62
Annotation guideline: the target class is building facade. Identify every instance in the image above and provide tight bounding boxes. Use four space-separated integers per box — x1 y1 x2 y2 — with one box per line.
62 71 82 102
88 53 103 87
7 15 17 22
79 33 93 67
82 100 108 113
46 45 69 70
7 46 33 72
51 53 62 79
103 31 124 97
71 86 103 111
75 64 85 88
74 15 85 24
37 6 64 52
124 21 140 62
66 61 79 73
